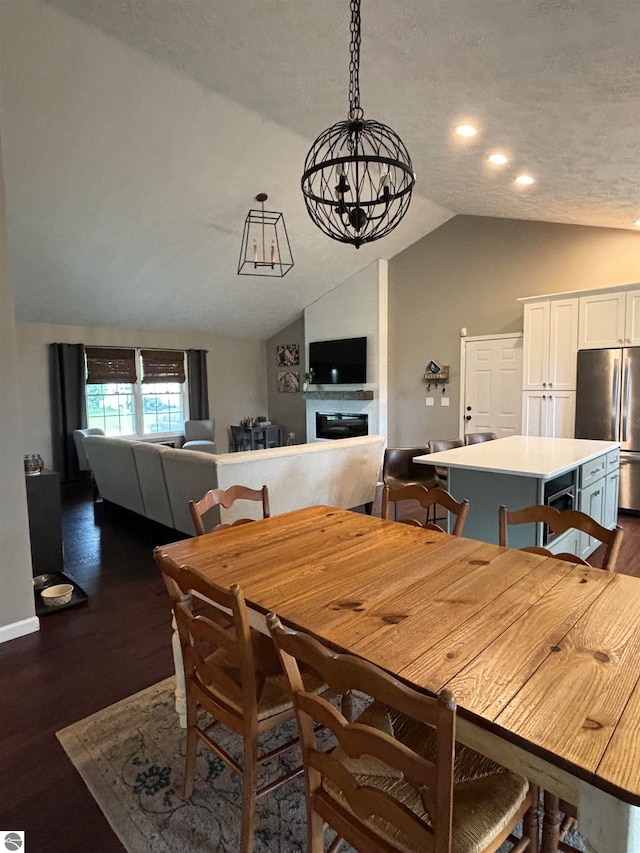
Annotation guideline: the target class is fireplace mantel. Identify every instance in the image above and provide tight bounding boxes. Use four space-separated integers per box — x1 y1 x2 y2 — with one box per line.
303 390 374 401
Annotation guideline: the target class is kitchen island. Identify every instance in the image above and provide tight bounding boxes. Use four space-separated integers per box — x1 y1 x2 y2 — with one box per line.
416 435 620 558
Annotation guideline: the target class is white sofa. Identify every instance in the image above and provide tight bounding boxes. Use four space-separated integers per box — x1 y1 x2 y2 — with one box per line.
84 434 385 535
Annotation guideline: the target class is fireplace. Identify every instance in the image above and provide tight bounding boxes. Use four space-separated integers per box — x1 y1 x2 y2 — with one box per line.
316 412 369 440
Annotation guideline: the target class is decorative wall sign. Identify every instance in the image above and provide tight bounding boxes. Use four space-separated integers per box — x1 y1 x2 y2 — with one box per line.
277 344 299 366
277 371 300 393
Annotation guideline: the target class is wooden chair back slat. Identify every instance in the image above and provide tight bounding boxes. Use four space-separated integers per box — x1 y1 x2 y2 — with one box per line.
499 504 624 571
382 484 470 536
189 484 270 535
296 691 438 789
308 750 437 852
267 614 456 853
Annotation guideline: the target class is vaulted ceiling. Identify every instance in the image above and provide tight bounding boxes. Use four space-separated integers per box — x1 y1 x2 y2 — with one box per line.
1 0 638 337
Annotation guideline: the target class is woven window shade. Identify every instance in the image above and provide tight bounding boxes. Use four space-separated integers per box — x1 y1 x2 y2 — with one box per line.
85 347 136 384
141 349 186 384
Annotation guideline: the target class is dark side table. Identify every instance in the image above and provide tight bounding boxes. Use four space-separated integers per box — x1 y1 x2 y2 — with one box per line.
25 468 64 576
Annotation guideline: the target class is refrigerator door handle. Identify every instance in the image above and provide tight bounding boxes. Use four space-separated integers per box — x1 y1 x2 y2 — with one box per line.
622 356 631 442
613 356 621 438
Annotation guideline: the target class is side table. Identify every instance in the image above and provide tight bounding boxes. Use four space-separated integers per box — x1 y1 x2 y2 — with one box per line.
25 468 64 576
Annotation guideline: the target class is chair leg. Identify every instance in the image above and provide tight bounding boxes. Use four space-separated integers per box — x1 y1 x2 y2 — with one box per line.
240 731 258 853
524 785 540 853
541 791 562 853
308 806 325 853
183 694 198 798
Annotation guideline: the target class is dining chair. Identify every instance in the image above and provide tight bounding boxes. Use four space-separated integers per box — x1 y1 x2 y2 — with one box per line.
381 484 470 536
230 424 251 452
267 612 539 853
427 438 464 487
464 431 498 445
189 484 270 536
499 503 624 853
155 553 325 853
498 504 623 571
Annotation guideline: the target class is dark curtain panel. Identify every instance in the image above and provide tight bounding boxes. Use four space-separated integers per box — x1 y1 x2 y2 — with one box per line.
50 343 86 482
187 349 209 419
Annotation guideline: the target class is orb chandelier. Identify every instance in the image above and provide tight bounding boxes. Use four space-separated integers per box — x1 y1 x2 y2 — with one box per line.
301 0 415 249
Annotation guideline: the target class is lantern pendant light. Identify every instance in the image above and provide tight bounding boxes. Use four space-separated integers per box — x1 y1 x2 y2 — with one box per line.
301 0 415 249
237 193 294 277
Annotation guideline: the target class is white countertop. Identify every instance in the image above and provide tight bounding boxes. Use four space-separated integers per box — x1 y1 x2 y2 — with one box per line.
415 435 619 479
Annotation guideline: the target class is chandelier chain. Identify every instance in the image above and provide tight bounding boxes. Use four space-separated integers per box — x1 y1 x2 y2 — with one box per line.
348 0 362 120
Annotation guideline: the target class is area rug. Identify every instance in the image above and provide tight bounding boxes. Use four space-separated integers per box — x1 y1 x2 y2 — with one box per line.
57 677 586 852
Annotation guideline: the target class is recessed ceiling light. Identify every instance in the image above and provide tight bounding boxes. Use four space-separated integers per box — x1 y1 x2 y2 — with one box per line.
455 124 477 137
488 153 508 165
635 220 640 227
515 175 535 186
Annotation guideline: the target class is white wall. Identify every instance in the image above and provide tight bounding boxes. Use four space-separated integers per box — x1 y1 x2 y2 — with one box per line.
16 322 268 463
304 260 388 442
0 133 38 643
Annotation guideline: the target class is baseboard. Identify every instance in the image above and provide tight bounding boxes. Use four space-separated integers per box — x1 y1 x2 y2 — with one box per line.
0 615 40 644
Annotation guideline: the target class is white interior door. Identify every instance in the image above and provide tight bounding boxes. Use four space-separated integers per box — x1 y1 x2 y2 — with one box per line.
463 335 523 438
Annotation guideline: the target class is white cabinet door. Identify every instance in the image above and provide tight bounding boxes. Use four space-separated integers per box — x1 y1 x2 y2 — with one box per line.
548 299 579 389
522 302 550 390
603 469 620 530
579 477 605 558
546 391 576 438
522 391 546 435
625 289 640 346
578 292 626 349
522 391 575 437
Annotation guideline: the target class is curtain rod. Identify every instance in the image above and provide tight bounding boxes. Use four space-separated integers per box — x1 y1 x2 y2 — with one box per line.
81 345 209 354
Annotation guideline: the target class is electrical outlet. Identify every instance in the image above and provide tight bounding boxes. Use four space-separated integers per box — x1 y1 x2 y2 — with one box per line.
441 397 450 407
426 397 434 407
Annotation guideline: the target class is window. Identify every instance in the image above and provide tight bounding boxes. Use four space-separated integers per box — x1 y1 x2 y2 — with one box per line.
85 348 188 437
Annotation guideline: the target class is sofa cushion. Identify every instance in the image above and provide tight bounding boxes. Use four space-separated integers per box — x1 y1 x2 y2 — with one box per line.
84 436 145 516
132 443 175 528
160 448 222 535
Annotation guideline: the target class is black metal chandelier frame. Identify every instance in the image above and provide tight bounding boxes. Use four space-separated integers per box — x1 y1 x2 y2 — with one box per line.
237 192 294 277
301 0 415 249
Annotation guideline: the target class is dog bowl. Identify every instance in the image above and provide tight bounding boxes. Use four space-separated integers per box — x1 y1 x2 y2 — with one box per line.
41 583 74 607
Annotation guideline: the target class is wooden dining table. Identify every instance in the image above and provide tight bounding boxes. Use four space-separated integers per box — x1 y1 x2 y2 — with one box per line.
160 505 640 853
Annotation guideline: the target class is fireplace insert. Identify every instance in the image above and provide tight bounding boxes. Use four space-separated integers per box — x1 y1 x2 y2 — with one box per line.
316 412 368 440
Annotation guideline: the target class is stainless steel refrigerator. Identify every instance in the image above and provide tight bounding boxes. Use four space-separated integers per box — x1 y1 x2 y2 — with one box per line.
575 347 640 512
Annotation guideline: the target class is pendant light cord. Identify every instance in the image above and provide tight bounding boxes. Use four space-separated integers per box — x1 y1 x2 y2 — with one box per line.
348 0 362 120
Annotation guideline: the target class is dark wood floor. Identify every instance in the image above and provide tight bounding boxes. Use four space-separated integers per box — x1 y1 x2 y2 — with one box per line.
1 484 639 852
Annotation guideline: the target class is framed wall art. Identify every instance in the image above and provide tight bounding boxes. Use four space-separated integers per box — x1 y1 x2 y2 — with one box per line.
276 343 299 366
277 371 300 393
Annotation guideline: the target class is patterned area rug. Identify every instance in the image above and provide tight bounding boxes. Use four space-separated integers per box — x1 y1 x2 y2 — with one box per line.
57 677 586 852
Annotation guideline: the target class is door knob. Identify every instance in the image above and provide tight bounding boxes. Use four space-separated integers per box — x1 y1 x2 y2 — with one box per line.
465 415 472 421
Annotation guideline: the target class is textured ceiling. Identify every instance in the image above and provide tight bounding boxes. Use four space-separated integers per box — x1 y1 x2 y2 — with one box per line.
0 0 638 337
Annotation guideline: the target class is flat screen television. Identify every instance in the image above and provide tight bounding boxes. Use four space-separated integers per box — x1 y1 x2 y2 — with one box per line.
308 336 367 384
